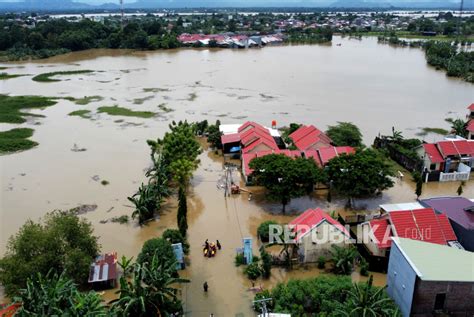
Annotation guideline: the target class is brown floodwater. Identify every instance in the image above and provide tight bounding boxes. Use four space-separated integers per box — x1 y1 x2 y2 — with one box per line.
1 36 473 314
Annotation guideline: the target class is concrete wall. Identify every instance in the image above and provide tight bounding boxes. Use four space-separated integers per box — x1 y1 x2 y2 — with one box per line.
298 221 348 263
387 242 417 317
412 280 474 316
357 223 388 257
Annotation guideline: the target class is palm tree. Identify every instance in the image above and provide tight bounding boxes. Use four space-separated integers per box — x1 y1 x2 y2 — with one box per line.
337 276 401 317
111 255 189 317
390 127 404 143
118 255 134 278
331 245 359 275
451 118 467 138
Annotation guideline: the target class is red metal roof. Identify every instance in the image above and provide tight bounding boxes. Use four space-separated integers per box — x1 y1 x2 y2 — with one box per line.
437 140 474 157
289 208 350 242
467 120 474 132
238 121 265 134
242 137 279 154
88 252 118 284
304 150 323 166
289 125 332 151
0 304 19 317
468 103 474 111
388 208 457 246
221 133 241 145
369 219 392 248
242 153 257 176
318 146 355 165
423 143 444 163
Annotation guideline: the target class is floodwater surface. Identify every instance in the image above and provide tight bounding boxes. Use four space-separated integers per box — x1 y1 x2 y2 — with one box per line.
1 36 473 315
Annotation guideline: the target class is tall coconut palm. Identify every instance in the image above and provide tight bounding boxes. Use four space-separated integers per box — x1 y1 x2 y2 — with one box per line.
336 276 401 317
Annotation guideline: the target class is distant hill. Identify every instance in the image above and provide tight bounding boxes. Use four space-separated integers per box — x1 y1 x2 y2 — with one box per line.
0 0 470 11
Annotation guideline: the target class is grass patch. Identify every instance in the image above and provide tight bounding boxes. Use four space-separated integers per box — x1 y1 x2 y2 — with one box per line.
69 110 91 119
416 127 449 137
158 103 174 113
0 128 38 154
73 95 103 105
0 94 57 124
133 95 154 105
32 70 94 82
97 105 155 118
0 72 27 80
188 92 198 101
110 215 129 224
143 88 170 93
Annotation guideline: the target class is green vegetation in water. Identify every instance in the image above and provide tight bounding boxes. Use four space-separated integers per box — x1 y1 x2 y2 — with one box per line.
143 88 170 93
158 103 174 113
97 105 155 118
188 92 198 101
416 127 449 136
0 72 27 80
68 110 91 119
133 95 154 105
0 94 57 124
101 180 109 186
0 128 38 154
73 95 103 105
32 70 94 82
110 215 129 224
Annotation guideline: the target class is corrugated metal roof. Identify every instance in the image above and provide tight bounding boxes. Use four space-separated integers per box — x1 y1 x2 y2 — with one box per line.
421 196 474 230
380 202 425 213
289 208 350 242
393 237 474 282
423 143 444 163
369 218 392 248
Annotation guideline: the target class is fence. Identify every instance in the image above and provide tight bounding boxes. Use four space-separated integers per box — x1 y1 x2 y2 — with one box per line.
440 171 470 182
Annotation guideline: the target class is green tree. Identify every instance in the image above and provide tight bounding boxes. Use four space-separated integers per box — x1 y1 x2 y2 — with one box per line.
111 255 188 317
177 187 188 237
331 245 359 275
326 122 363 147
337 276 400 317
12 271 106 317
207 120 223 149
260 246 272 278
0 211 99 296
257 220 279 242
163 229 190 254
249 154 325 212
413 172 423 199
326 149 395 206
457 181 465 196
451 118 467 138
137 238 175 268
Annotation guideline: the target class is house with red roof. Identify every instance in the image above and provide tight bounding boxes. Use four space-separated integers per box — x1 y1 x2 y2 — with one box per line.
289 208 351 263
359 207 459 259
288 125 332 151
0 304 19 317
416 139 474 182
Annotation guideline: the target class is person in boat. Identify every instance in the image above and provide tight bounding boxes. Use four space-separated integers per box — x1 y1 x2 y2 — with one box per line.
203 281 208 292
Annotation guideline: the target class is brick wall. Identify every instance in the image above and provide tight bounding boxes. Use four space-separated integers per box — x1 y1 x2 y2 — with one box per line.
412 280 474 316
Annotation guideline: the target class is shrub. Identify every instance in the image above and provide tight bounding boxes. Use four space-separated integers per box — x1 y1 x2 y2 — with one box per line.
235 253 245 267
244 262 262 280
257 220 279 243
317 256 326 269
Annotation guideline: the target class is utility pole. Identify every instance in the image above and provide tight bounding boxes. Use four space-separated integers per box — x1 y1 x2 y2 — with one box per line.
457 0 464 37
253 297 273 317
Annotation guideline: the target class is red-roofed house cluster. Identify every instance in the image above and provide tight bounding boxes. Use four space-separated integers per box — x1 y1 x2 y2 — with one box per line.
88 252 118 288
219 121 355 183
416 138 474 182
359 207 459 260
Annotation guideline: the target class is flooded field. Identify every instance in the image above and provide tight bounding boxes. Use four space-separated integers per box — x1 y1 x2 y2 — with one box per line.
1 36 473 315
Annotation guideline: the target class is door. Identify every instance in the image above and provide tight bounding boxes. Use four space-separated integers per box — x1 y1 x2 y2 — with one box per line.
434 293 446 311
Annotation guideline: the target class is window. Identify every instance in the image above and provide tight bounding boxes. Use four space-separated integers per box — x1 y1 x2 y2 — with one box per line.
429 163 436 171
434 293 446 311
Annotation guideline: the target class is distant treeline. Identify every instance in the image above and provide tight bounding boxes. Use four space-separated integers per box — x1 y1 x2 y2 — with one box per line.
0 18 181 61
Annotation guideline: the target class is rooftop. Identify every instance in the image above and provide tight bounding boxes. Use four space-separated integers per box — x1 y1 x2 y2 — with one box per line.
289 208 350 242
380 202 425 213
421 196 474 230
393 237 474 282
